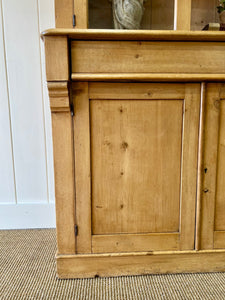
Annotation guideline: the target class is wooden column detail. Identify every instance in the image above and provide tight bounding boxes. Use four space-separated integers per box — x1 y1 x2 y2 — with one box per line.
175 0 192 30
200 84 221 250
44 36 69 81
55 0 88 29
55 0 73 28
74 0 88 29
48 82 76 254
195 82 206 251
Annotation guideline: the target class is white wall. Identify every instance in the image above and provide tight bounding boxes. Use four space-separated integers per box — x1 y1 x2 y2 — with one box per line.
0 0 56 228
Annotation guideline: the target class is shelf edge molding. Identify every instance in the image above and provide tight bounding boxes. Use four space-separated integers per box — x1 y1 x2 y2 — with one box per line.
41 29 225 42
71 73 225 82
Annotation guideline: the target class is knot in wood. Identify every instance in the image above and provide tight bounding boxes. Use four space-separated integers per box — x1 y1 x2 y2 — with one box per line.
121 141 128 150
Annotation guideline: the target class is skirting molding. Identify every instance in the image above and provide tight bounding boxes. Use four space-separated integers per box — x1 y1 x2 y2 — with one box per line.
0 203 56 229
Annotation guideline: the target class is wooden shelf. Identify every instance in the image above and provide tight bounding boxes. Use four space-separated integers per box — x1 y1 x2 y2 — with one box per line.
42 28 225 41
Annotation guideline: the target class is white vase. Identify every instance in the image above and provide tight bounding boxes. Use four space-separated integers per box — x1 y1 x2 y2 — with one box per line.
112 0 144 29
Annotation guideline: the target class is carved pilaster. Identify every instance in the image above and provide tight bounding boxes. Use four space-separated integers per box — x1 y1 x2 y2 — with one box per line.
47 81 76 255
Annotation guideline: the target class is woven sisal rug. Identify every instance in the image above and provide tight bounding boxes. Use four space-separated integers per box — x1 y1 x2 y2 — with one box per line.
0 229 224 299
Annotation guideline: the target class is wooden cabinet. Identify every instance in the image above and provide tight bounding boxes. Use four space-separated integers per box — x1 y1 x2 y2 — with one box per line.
43 0 225 279
42 30 225 278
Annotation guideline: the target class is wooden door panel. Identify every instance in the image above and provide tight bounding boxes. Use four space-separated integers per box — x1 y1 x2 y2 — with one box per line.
90 100 183 234
92 233 180 253
215 100 225 231
214 97 225 249
201 84 225 250
214 232 225 249
73 82 92 254
73 83 200 253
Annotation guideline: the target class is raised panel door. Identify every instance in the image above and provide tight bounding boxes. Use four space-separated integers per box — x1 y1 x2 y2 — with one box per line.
201 83 225 249
73 82 200 254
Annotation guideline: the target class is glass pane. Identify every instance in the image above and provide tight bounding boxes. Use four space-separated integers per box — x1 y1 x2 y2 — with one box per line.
88 0 174 30
89 0 113 29
191 0 219 30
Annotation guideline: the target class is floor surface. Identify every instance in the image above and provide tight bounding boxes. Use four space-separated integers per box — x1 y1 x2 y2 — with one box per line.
0 229 225 299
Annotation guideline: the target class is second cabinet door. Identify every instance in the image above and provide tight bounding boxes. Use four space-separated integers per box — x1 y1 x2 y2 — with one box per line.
73 83 200 254
201 83 225 250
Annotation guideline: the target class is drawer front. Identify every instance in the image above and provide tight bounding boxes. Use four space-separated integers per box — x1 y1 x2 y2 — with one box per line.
71 40 225 75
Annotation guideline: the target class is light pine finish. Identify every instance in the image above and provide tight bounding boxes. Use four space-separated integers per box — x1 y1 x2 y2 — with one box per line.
200 83 221 250
44 36 69 81
56 250 225 278
55 0 73 28
48 82 70 112
200 86 225 250
74 0 88 28
55 0 88 29
92 233 180 253
49 82 76 254
52 112 76 254
89 83 185 100
72 73 225 82
73 83 92 254
175 0 191 30
219 85 225 98
195 83 206 250
179 84 201 250
91 99 182 234
73 82 200 254
215 99 225 230
214 232 225 249
42 29 225 42
71 41 225 75
43 29 225 277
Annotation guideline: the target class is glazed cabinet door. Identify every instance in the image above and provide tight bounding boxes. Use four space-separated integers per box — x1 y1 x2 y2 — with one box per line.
73 82 200 254
200 83 225 250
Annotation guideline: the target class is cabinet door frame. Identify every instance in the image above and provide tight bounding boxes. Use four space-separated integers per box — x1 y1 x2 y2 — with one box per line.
73 82 200 254
55 0 191 30
200 83 225 249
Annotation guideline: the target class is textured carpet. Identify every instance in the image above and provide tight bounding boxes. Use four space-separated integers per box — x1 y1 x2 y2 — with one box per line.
0 229 225 300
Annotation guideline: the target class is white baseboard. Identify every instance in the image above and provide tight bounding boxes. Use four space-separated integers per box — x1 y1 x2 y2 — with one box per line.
0 203 56 229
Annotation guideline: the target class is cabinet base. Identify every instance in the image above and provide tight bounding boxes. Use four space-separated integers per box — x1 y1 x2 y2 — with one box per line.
56 250 225 279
